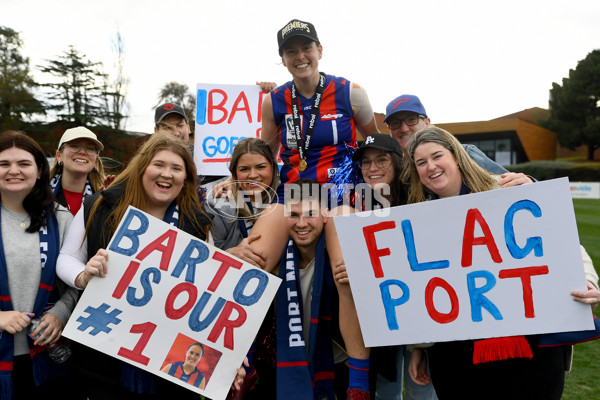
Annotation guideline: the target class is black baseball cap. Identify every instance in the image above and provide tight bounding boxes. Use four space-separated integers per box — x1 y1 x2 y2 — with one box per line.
277 19 319 56
155 102 187 125
353 133 403 161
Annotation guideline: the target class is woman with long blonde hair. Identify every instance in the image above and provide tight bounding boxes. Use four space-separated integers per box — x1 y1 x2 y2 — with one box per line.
406 126 600 400
406 125 498 204
57 132 212 399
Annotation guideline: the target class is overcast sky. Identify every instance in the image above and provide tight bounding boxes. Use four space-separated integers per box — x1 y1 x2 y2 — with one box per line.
3 0 600 134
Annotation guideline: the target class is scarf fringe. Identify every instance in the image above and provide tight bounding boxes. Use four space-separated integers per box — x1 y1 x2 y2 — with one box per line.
120 363 156 394
473 336 533 365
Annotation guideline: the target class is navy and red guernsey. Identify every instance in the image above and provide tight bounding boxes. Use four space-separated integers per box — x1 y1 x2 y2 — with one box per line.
167 361 205 388
271 73 357 201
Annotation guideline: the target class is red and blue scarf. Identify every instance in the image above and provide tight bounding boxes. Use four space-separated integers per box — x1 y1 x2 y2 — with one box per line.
276 234 335 400
237 200 256 239
50 173 94 206
0 209 61 400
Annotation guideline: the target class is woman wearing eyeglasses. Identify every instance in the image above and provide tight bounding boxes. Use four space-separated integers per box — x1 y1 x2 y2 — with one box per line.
352 134 407 209
49 127 111 216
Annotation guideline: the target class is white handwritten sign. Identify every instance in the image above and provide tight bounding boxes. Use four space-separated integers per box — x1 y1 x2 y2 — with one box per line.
63 206 281 399
333 178 593 347
194 83 269 176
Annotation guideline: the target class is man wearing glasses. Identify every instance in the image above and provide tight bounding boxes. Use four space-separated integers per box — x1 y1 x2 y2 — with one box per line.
384 94 532 187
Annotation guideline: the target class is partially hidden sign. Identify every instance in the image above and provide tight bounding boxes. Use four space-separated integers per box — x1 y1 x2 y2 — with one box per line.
194 83 269 176
333 178 594 347
63 206 281 399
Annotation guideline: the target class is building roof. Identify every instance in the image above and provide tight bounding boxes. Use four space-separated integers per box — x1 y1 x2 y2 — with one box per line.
374 107 557 161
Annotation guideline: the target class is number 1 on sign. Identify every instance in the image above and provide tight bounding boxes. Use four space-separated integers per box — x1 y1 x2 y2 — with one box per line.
117 322 157 366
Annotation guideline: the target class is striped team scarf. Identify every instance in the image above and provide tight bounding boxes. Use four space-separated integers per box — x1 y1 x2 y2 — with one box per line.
237 201 256 239
50 173 94 208
120 201 179 394
276 234 335 400
0 210 60 400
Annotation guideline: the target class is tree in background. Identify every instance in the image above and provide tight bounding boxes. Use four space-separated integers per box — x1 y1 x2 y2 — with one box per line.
0 25 44 131
155 81 195 133
545 50 600 160
39 45 126 128
104 31 129 130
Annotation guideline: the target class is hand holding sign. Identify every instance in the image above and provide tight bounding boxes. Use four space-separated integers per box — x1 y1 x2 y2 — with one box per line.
77 248 109 288
63 206 281 400
334 178 594 347
571 281 600 310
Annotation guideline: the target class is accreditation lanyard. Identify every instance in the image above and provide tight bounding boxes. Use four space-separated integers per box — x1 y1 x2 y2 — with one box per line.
290 73 326 171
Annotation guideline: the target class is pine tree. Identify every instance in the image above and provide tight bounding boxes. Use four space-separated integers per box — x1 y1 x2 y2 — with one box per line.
0 26 44 131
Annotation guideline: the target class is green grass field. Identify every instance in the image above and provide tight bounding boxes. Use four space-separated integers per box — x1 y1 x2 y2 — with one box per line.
563 199 600 400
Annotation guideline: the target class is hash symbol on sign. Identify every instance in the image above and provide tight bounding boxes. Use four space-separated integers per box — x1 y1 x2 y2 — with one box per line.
76 303 123 336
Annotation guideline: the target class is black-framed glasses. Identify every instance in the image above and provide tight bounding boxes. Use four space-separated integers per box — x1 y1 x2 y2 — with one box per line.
387 115 425 130
360 156 392 170
64 143 98 155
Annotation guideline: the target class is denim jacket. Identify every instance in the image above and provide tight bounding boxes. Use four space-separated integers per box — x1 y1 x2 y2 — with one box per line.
463 144 508 175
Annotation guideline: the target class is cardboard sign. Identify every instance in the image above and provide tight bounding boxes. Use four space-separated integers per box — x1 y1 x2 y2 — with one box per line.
63 206 281 399
194 83 269 176
333 178 594 347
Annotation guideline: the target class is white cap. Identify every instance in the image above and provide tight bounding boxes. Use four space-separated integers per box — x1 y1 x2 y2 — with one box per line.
58 127 104 151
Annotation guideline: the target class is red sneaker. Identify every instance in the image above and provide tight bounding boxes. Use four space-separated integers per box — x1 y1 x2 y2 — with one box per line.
347 388 370 400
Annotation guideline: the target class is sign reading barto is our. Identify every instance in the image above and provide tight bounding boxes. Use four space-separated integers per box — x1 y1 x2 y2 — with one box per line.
63 206 281 400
